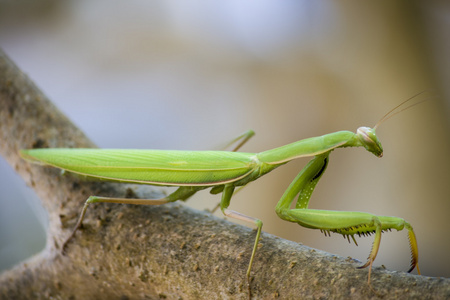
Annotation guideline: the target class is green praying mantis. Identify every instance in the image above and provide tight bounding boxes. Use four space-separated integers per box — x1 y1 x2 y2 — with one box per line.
20 94 423 297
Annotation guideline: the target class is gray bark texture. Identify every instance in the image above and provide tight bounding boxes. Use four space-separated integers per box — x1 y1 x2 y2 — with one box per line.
0 49 448 299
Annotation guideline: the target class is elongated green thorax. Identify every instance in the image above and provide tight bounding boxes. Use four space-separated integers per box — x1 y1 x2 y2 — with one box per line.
257 130 359 165
257 127 383 166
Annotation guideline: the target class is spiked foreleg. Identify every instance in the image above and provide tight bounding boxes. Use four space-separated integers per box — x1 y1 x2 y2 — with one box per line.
275 153 419 284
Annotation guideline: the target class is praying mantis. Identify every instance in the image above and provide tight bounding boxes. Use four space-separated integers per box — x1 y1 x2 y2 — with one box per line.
20 94 423 297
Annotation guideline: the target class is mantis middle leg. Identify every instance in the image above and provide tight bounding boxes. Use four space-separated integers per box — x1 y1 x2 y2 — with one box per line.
219 183 263 299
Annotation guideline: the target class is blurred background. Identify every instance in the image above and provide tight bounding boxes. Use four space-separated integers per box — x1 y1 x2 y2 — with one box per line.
0 1 449 278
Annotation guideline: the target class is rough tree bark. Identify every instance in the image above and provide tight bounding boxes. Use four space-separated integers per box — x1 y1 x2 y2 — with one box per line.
0 49 448 299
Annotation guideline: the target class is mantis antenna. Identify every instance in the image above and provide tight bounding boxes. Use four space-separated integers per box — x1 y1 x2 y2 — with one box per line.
373 90 432 130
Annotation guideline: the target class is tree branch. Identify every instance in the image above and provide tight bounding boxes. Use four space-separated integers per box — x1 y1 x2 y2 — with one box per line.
0 49 448 299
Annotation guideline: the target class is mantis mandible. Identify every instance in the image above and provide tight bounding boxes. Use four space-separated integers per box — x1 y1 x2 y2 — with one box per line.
20 94 423 296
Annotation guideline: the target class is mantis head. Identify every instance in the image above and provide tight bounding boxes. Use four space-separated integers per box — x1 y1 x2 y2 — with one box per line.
356 127 383 158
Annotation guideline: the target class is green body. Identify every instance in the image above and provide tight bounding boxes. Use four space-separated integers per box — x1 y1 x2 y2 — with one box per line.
20 127 420 296
21 131 359 185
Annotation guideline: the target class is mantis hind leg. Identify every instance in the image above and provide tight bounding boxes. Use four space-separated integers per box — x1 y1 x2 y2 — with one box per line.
61 186 202 253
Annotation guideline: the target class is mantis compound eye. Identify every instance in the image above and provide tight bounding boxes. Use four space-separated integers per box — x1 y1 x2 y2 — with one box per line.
356 127 383 157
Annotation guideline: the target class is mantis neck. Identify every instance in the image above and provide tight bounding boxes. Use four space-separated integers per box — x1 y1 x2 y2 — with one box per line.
256 131 359 165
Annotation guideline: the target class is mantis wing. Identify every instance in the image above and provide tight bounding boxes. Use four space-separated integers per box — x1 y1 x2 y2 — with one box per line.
20 149 257 186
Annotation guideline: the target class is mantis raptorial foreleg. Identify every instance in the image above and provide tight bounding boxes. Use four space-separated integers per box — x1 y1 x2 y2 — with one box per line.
275 153 420 283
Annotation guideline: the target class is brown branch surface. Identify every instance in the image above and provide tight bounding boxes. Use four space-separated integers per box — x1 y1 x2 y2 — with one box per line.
0 49 448 299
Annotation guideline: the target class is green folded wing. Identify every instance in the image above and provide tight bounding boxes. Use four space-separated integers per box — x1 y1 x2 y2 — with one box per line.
20 149 257 186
